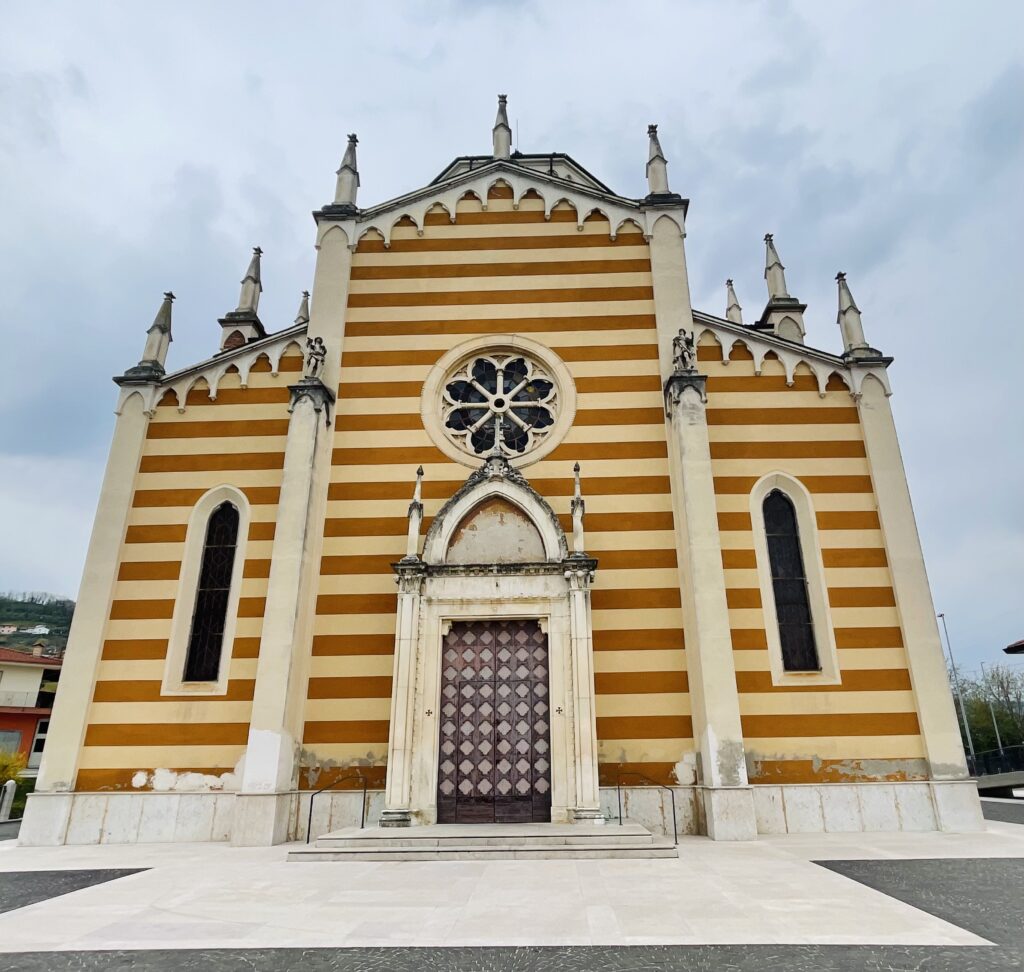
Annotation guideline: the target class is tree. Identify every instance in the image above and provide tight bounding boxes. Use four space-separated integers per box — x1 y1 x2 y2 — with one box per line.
953 665 1024 753
0 750 27 786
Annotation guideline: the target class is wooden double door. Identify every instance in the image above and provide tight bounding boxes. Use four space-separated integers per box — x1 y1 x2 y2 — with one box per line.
436 619 552 824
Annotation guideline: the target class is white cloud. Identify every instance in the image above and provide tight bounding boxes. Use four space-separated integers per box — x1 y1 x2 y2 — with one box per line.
0 0 1021 666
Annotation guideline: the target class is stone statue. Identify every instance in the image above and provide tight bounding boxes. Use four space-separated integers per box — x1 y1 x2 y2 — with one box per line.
304 336 326 379
672 328 696 373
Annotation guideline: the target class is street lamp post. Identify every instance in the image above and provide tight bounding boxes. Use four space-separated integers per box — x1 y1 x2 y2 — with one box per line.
980 662 1005 755
938 612 976 762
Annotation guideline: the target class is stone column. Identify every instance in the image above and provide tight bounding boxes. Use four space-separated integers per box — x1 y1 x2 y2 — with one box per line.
21 388 152 845
664 371 757 840
854 373 983 830
565 557 602 821
381 560 427 826
233 379 334 845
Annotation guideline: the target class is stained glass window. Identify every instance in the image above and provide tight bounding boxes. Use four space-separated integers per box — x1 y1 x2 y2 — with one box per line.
443 354 557 457
763 489 820 672
184 501 239 682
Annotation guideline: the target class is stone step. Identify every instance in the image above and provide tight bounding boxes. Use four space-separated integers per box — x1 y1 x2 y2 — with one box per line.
288 840 678 862
313 822 655 849
288 822 677 861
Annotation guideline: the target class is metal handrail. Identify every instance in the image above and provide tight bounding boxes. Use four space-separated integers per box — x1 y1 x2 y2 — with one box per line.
305 771 367 844
615 770 678 846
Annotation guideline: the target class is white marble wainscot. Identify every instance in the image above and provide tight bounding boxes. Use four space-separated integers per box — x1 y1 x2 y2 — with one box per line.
293 789 387 843
930 779 986 832
21 791 237 845
597 785 701 837
751 781 980 834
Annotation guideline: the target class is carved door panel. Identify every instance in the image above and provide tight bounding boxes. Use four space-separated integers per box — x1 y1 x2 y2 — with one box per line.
436 619 551 824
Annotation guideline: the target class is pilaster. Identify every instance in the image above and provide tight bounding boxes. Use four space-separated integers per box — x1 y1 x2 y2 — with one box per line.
854 373 972 781
381 559 427 827
23 386 152 839
664 370 757 840
564 557 602 820
234 378 334 845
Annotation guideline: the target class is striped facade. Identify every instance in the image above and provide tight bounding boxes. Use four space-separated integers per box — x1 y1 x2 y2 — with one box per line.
308 185 690 789
24 123 979 846
699 338 925 784
77 352 302 790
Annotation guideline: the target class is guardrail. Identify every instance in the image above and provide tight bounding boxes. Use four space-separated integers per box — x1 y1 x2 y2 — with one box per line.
968 744 1024 777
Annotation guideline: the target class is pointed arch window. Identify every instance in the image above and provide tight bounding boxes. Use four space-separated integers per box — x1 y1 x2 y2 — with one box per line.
183 501 240 682
763 489 820 672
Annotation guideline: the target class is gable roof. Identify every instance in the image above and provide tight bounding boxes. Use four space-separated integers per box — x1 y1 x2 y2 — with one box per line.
0 647 62 667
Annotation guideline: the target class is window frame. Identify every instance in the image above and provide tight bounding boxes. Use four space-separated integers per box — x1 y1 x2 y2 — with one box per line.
749 473 841 686
161 485 250 696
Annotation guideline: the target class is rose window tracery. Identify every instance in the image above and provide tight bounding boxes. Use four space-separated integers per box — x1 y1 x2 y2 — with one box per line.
443 354 557 457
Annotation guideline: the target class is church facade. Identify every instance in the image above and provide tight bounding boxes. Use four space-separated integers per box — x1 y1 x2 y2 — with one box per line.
21 98 983 845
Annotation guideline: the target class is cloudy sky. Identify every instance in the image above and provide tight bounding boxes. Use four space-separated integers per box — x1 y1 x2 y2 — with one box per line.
1 1 1021 672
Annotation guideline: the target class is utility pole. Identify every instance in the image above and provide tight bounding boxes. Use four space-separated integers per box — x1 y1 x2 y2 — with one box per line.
980 662 1005 754
938 613 976 761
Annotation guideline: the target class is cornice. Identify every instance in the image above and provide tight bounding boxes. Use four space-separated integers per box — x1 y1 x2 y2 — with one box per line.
316 158 688 249
113 323 308 417
692 310 892 397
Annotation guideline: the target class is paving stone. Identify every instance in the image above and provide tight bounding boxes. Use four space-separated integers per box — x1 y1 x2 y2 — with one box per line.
3 944 1023 972
0 869 146 916
981 800 1024 826
818 858 1024 946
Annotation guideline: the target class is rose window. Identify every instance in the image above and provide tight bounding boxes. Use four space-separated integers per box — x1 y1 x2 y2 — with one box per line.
443 354 557 457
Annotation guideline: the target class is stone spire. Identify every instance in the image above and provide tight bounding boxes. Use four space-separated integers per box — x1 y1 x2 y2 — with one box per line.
763 234 789 299
294 290 310 327
404 466 425 560
121 292 174 380
492 94 511 159
836 272 879 359
645 124 670 196
754 233 806 343
236 247 262 314
725 279 743 325
334 134 360 209
570 462 586 556
218 247 267 350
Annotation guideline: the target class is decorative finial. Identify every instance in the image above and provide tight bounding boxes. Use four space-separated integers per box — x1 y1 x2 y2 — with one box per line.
836 270 872 357
570 462 586 555
725 279 743 325
122 291 175 379
236 247 263 314
153 292 175 334
334 133 360 207
294 290 311 327
405 465 425 559
646 123 670 196
763 233 789 299
493 94 512 159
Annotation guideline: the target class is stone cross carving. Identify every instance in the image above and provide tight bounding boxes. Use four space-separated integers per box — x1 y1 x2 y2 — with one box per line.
304 336 326 379
672 328 696 374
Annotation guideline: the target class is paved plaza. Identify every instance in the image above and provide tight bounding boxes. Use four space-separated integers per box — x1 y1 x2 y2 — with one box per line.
0 801 1021 969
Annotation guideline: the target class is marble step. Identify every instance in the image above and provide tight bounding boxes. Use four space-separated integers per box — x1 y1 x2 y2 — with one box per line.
288 839 678 862
313 822 657 849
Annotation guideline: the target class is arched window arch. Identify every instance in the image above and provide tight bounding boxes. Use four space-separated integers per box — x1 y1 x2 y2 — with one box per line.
162 485 250 695
184 502 240 682
749 473 840 686
763 490 819 672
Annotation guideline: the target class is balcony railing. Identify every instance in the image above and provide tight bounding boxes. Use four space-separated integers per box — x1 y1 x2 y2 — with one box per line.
0 691 41 708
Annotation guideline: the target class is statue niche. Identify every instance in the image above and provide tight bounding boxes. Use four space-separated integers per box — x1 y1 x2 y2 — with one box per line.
445 496 545 565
